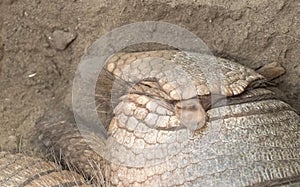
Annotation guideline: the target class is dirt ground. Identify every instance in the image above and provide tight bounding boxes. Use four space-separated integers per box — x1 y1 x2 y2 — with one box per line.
0 0 299 155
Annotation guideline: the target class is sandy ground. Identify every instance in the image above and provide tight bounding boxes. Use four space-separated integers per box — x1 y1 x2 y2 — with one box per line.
0 0 299 154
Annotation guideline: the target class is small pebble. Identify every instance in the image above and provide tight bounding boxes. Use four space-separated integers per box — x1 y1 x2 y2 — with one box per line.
256 62 285 80
50 30 77 50
28 73 36 78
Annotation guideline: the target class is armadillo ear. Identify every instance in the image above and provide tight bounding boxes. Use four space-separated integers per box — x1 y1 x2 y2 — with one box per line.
175 98 207 131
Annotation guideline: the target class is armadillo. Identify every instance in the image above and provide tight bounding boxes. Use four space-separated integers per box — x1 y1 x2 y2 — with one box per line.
11 50 300 186
0 151 90 186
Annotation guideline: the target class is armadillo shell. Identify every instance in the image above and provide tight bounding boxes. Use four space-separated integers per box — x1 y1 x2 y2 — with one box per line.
0 151 90 186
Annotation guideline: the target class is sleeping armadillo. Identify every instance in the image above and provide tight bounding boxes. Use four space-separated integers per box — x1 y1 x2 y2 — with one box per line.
30 50 300 186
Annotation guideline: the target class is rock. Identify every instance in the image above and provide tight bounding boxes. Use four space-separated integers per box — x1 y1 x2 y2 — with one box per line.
4 135 19 152
50 30 77 50
256 62 285 81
